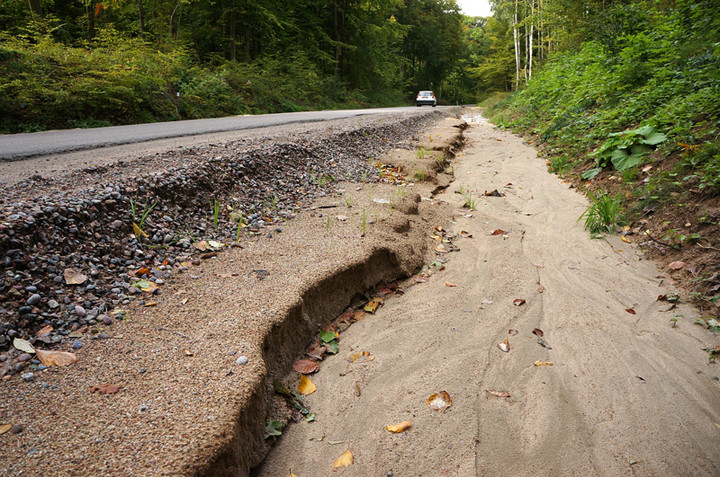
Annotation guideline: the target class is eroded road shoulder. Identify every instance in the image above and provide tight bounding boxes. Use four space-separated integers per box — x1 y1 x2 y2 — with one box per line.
256 112 720 476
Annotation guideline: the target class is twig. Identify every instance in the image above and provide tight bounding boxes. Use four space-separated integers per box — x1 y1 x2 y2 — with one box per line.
697 241 720 252
157 326 190 339
644 231 677 249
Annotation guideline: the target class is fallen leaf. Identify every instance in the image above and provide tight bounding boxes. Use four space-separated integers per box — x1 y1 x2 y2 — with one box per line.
533 361 553 367
290 472 298 477
354 381 361 396
36 349 78 367
0 424 12 435
508 329 518 336
445 281 457 287
347 351 374 363
306 346 327 360
434 244 447 253
132 222 148 238
193 240 209 251
351 310 367 322
532 328 544 337
625 308 636 314
293 359 319 374
513 299 526 306
207 240 224 249
497 340 510 352
434 225 444 233
144 302 158 307
129 267 151 277
200 252 218 259
385 421 412 433
363 298 383 314
426 390 452 412
537 285 546 293
35 325 53 337
64 268 87 285
333 449 354 470
90 383 119 394
491 229 506 236
12 338 35 354
298 375 316 395
184 349 194 357
621 236 631 243
485 390 511 398
414 276 429 284
134 280 159 294
669 261 686 270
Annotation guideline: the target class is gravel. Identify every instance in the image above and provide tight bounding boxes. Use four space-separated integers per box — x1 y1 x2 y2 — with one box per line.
0 110 443 377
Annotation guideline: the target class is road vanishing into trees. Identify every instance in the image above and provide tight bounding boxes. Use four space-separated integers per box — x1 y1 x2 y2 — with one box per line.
0 106 445 161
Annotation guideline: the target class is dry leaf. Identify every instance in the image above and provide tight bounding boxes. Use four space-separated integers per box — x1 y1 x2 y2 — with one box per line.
36 325 53 337
184 349 194 357
193 240 209 251
434 244 447 253
513 299 526 306
290 472 298 477
64 268 87 285
347 351 374 363
537 338 552 349
434 225 444 233
298 375 316 395
445 281 457 287
385 421 412 433
533 361 553 367
333 449 354 470
12 338 35 354
363 298 383 314
508 329 518 336
293 359 319 374
491 229 507 236
132 222 148 238
90 383 119 394
497 340 510 352
426 390 452 412
625 308 636 314
532 328 544 337
537 285 546 293
0 424 12 435
36 349 78 367
144 302 158 307
129 267 151 277
621 236 631 243
668 261 686 270
306 346 327 360
354 381 361 396
414 276 429 284
486 390 511 398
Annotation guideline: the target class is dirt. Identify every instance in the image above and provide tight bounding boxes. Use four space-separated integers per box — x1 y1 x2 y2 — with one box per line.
256 112 720 476
1 109 718 477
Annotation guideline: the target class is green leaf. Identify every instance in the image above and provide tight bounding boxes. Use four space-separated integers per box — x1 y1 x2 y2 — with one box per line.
319 330 336 343
581 168 602 180
325 339 339 354
641 131 667 145
611 149 645 171
264 419 283 439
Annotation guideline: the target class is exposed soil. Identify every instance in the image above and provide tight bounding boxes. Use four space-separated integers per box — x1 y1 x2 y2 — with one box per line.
256 112 720 476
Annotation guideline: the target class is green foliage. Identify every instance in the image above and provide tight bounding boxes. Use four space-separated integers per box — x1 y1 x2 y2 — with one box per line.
591 125 667 172
578 191 622 236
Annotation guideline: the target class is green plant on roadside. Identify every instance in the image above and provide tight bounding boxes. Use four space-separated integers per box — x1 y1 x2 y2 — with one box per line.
361 171 367 183
130 197 158 229
360 207 367 236
621 166 639 183
345 194 355 207
264 420 283 439
326 215 332 233
369 185 377 201
458 185 467 194
463 194 477 210
591 125 667 172
211 199 221 230
319 330 339 354
414 170 427 182
417 147 426 159
235 212 246 241
578 191 622 236
396 184 407 198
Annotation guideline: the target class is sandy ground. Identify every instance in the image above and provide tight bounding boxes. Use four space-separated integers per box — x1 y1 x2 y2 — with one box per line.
256 113 720 476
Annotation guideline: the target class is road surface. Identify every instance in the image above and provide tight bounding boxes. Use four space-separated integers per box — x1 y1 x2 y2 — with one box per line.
0 106 441 160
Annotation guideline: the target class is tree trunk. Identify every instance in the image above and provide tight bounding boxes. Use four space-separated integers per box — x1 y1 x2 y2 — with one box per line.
27 0 43 16
229 0 236 61
528 0 534 80
513 0 521 90
138 0 146 40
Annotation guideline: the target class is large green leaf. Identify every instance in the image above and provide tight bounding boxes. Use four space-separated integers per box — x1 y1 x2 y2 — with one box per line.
581 167 602 180
641 131 667 145
611 150 644 170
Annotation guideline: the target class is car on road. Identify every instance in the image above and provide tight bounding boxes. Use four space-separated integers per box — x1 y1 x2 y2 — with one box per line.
416 91 436 107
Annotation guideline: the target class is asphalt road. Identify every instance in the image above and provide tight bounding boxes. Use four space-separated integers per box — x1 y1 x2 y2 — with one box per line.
0 106 439 160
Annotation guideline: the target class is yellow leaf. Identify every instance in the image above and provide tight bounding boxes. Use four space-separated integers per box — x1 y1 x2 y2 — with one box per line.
290 472 298 477
426 390 452 412
333 449 354 470
533 361 553 366
363 298 383 314
385 421 412 433
193 240 209 251
36 349 78 367
497 339 509 352
298 375 316 395
621 235 631 243
0 424 12 435
132 222 148 238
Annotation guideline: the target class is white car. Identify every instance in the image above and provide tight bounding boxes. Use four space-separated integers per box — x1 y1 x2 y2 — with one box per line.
416 91 437 107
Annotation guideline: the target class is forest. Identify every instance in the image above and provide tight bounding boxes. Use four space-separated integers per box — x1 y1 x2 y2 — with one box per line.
1 0 718 140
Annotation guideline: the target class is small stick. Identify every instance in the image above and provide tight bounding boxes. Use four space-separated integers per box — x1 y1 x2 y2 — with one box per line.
157 326 190 339
644 231 676 249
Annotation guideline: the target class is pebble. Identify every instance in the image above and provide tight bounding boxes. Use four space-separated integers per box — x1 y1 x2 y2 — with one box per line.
18 353 32 362
21 372 35 382
26 294 41 306
96 333 110 340
40 382 49 389
235 356 249 365
72 339 83 350
11 424 24 434
102 315 113 325
139 405 149 412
